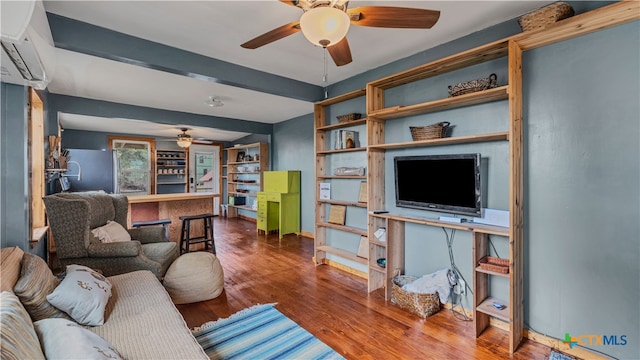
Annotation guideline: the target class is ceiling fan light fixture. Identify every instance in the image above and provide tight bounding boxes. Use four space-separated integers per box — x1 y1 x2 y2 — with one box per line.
300 6 350 48
177 128 192 148
205 96 224 107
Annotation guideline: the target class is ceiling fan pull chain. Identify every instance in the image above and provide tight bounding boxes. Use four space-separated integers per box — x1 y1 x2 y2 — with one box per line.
322 48 328 85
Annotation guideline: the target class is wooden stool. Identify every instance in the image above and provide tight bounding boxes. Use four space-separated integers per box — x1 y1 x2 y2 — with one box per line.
132 218 171 241
179 213 215 255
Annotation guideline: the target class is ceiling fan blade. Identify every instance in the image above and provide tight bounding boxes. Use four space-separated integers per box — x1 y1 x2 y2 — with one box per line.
348 6 440 29
241 22 301 49
327 37 352 67
279 0 298 7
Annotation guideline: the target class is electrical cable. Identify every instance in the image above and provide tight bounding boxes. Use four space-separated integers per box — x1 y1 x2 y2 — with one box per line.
488 236 500 258
441 227 472 321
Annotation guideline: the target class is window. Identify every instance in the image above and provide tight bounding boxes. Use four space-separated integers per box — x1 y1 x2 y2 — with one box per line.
108 137 155 195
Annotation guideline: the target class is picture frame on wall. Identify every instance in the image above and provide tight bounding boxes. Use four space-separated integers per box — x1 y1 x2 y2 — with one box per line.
236 151 245 162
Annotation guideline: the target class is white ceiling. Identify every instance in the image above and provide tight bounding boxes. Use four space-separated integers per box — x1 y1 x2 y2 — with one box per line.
42 0 548 141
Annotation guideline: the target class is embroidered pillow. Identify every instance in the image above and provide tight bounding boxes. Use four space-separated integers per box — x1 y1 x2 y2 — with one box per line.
46 264 112 326
91 220 131 243
34 318 122 360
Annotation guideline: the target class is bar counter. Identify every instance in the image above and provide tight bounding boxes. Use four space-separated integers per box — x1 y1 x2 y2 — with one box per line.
127 193 215 243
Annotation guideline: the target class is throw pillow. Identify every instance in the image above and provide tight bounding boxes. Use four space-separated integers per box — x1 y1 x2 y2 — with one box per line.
0 246 24 292
0 291 46 360
13 253 69 322
34 318 123 360
46 264 112 326
91 220 131 243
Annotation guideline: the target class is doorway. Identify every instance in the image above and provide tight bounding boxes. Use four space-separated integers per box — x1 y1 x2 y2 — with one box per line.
188 144 222 215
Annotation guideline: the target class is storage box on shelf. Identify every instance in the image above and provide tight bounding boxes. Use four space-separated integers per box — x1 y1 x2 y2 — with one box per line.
224 143 268 219
314 89 370 272
156 149 188 194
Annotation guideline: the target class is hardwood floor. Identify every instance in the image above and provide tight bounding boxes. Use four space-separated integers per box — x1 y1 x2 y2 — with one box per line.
177 218 552 360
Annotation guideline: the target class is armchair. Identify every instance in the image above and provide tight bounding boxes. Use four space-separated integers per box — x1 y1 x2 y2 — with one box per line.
43 192 178 279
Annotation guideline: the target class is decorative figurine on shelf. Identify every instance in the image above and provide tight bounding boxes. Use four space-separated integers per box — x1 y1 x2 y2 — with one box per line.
244 155 253 162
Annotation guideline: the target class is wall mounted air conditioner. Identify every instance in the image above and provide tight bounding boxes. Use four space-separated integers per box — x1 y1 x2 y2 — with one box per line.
1 0 55 90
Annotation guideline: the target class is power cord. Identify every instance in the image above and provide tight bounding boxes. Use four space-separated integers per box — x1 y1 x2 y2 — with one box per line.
442 227 472 321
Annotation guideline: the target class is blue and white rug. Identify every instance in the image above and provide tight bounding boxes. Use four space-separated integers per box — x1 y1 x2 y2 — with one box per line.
548 350 576 360
193 303 344 360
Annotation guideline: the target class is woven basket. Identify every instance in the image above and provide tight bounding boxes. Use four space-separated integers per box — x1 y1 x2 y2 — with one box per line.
448 74 498 97
410 122 450 141
478 256 509 274
518 2 575 32
336 113 362 123
390 275 441 318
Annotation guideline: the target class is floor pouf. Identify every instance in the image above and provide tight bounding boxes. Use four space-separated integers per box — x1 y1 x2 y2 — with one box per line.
163 252 224 304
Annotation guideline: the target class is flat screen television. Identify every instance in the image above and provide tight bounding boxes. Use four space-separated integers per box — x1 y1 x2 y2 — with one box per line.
394 153 481 216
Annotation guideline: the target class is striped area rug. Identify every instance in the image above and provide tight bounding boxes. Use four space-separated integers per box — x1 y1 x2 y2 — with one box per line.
193 303 345 360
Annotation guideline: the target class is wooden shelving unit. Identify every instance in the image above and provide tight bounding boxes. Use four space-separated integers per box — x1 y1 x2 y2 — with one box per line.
314 88 369 268
224 143 268 218
155 149 188 194
310 2 639 355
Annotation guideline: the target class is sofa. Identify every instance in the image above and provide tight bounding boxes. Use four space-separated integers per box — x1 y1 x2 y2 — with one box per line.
0 246 207 359
43 192 179 279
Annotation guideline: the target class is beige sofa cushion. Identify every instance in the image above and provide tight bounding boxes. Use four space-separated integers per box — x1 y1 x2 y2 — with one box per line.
89 270 208 359
163 252 224 304
0 247 24 292
0 291 45 360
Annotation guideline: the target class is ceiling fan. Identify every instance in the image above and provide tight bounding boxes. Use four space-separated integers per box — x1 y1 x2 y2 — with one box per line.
157 128 215 148
241 0 440 66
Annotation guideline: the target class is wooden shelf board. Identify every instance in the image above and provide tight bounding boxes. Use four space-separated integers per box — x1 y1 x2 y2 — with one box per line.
229 191 256 196
32 225 49 242
317 245 368 265
369 213 510 236
369 40 509 89
317 222 367 236
157 181 187 185
316 88 366 106
317 147 366 155
317 118 367 131
369 86 508 120
476 296 509 322
475 266 510 278
228 205 256 212
368 132 508 151
369 238 387 247
369 266 386 274
318 175 367 180
318 199 367 208
224 142 264 151
228 171 260 175
229 182 260 186
228 160 261 165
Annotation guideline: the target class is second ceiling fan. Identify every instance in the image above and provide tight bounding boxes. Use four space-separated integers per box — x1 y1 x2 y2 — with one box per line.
241 0 440 66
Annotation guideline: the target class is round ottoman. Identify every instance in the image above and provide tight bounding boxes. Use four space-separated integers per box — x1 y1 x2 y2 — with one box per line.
162 252 224 304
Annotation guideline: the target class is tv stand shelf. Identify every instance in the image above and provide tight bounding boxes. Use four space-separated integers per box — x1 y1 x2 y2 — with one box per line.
370 213 510 236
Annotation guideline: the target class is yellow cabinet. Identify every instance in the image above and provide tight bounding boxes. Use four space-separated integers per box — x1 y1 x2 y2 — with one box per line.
257 171 300 239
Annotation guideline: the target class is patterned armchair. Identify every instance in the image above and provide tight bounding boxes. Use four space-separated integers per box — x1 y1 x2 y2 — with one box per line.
43 192 178 279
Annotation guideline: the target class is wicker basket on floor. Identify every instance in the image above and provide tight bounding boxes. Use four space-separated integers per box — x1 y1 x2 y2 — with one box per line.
518 2 575 32
410 122 450 141
391 275 441 318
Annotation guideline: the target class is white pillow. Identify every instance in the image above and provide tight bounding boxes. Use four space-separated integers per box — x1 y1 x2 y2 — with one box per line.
34 318 123 360
46 265 112 326
91 220 131 243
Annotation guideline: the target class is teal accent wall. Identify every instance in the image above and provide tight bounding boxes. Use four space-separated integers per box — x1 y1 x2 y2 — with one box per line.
272 113 314 233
